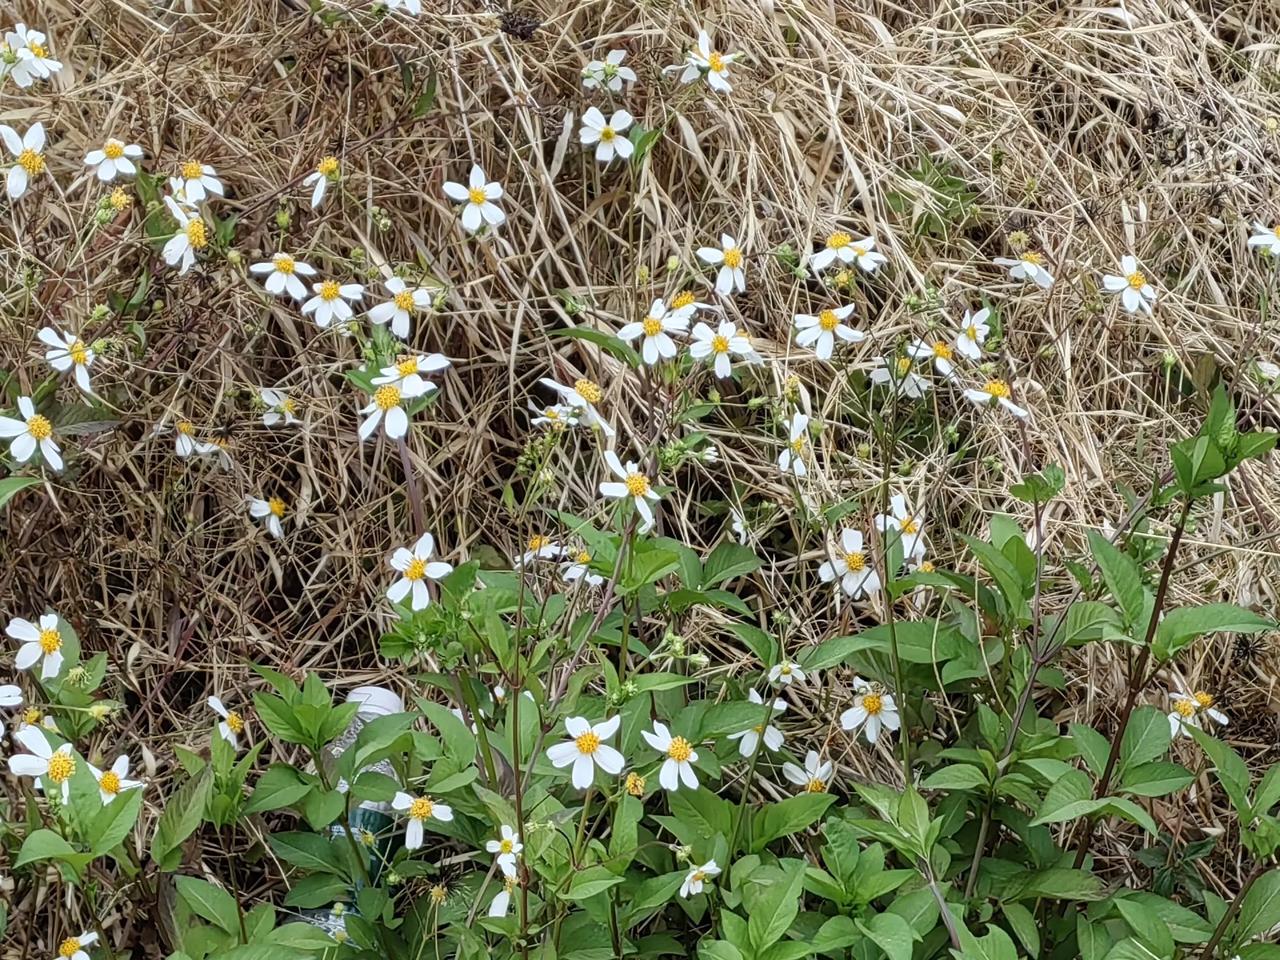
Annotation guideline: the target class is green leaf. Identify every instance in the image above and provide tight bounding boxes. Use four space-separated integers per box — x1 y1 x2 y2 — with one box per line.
1153 604 1271 662
1187 725 1251 818
89 786 144 856
1031 768 1108 826
1119 706 1172 772
0 475 41 509
1002 902 1039 957
858 912 914 960
563 865 625 901
15 829 90 871
1071 723 1112 778
550 327 641 367
282 874 350 909
1118 761 1194 798
922 764 990 791
752 793 834 850
955 923 1018 960
267 832 346 876
801 621 963 671
698 943 746 960
1013 867 1105 901
1087 531 1145 626
701 542 761 586
811 916 861 953
798 632 884 672
670 787 734 841
175 875 241 935
625 870 687 919
1235 870 1280 945
266 922 343 950
244 764 313 814
1104 797 1159 835
748 859 806 951
152 767 213 870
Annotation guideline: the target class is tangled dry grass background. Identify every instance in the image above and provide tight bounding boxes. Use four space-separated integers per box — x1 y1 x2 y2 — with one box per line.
3 0 1280 951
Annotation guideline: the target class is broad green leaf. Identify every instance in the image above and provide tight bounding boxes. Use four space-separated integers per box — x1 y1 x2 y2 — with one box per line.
563 865 625 900
550 327 641 367
1104 797 1159 835
0 476 40 509
751 793 834 851
1119 706 1172 772
1234 869 1280 945
1087 531 1145 626
1031 768 1107 826
858 912 915 960
955 923 1018 960
698 943 746 960
670 787 733 840
15 829 90 871
1187 725 1251 818
811 916 861 953
922 764 990 791
701 542 761 586
801 621 964 670
152 767 213 870
1153 604 1271 662
1013 867 1105 901
175 875 241 935
1002 902 1039 956
267 832 346 876
89 786 144 856
1117 761 1193 798
244 764 314 814
1071 724 1112 778
748 859 806 951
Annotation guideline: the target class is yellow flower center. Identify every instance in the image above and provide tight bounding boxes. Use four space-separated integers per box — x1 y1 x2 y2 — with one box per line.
408 796 434 820
901 516 919 534
895 357 911 376
708 52 725 72
1173 699 1196 718
642 316 663 337
806 777 826 793
932 341 953 360
29 42 47 59
374 384 401 411
789 436 806 454
280 397 297 414
268 497 286 518
500 837 515 853
624 472 650 497
69 340 88 365
104 141 125 160
274 255 296 274
844 551 867 571
27 414 52 441
47 752 75 783
528 534 550 551
99 770 121 795
575 731 601 755
983 379 1011 399
393 289 416 311
692 870 708 883
1126 271 1147 290
404 557 427 581
780 663 793 675
722 247 743 269
185 219 207 248
625 772 645 796
1023 251 1044 265
18 148 44 175
600 126 616 143
574 549 592 563
38 627 61 654
752 724 765 733
110 187 131 211
224 711 245 734
672 290 695 309
818 309 839 332
468 186 487 205
862 692 883 715
574 378 602 404
965 324 979 341
319 280 341 301
918 560 936 573
429 884 448 905
827 231 851 250
396 357 419 377
181 160 203 180
852 245 868 257
710 334 730 354
177 420 195 436
318 155 339 176
666 736 693 762
59 938 81 959
23 707 40 725
1194 691 1215 709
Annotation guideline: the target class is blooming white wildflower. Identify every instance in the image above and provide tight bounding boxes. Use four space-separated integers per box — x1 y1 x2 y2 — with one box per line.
1248 222 1280 257
697 234 747 295
89 755 143 805
7 726 75 802
207 696 245 749
529 401 579 429
516 534 563 566
963 379 1028 419
162 197 208 275
582 50 636 92
794 304 864 361
8 613 64 680
0 396 61 470
811 232 886 273
641 721 699 792
84 138 142 182
680 860 721 898
384 0 422 14
618 298 688 365
174 160 224 203
869 356 930 399
818 529 882 599
547 715 624 788
489 877 517 917
840 677 900 744
358 379 428 442
387 533 453 611
250 252 316 301
1167 687 1229 738
767 660 806 686
579 107 634 164
39 327 94 394
4 25 62 87
373 353 449 397
781 750 832 793
0 123 46 199
674 30 739 92
248 496 287 539
874 493 927 561
1257 360 1280 382
50 933 98 960
0 684 22 738
1102 255 1156 315
302 279 364 329
994 252 1053 288
393 791 453 850
727 690 786 756
730 508 748 545
486 825 523 877
303 155 339 209
259 388 300 427
907 337 958 378
443 164 505 233
777 412 809 477
955 308 991 360
561 548 604 587
368 277 435 340
599 450 661 533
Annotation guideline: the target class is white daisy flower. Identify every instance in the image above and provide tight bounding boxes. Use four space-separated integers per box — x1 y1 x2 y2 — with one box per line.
730 508 748 545
818 528 882 599
1102 255 1156 315
84 138 142 182
303 156 339 209
0 396 61 470
485 825 524 877
781 750 832 793
358 381 423 442
49 933 98 960
8 613 64 680
561 548 604 587
302 279 364 329
599 450 661 533
7 726 76 803
38 327 94 394
1248 222 1280 257
259 388 300 427
175 160 224 203
368 277 435 340
641 721 699 792
579 107 634 164
869 356 930 399
443 164 505 233
384 0 422 14
688 320 752 378
387 533 453 611
582 50 636 93
194 437 234 470
907 337 957 378
372 353 449 397
161 197 209 275
963 379 1028 419
169 418 201 457
680 860 721 898
0 684 23 736
489 876 517 918
207 696 246 749
1257 360 1280 381
767 660 806 686
955 308 991 360
794 304 864 361
994 252 1054 288
1167 687 1229 738
529 401 579 429
777 412 809 477
248 496 287 539
697 234 747 295
4 25 62 87
840 677 900 744
618 298 688 365
516 534 563 566
539 377 614 435
250 252 317 301
811 232 887 273
727 690 786 757
89 755 143 805
668 289 717 323
676 30 739 93
874 493 927 562
392 791 454 850
546 715 625 789
0 122 47 199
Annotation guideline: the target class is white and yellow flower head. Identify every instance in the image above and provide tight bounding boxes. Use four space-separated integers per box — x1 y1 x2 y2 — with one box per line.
962 378 1028 419
618 298 688 365
727 689 787 757
302 279 364 329
51 932 98 960
516 534 563 566
777 412 809 477
818 528 882 599
680 860 721 898
674 30 739 92
303 155 340 209
0 122 46 199
38 327 95 394
162 197 208 275
387 533 453 611
580 107 634 164
529 401 579 430
767 660 806 686
1102 255 1156 315
84 138 143 182
794 304 864 361
874 493 928 562
175 159 224 203
840 677 900 744
781 750 832 793
489 875 517 917
954 308 991 360
259 387 300 427
372 353 450 398
697 234 747 296
0 396 61 470
89 755 143 805
392 790 453 850
250 252 317 301
7 726 76 802
485 824 524 877
369 278 436 340
443 164 505 233
811 232 886 273
561 547 603 586
8 613 65 680
1167 686 1228 738
1248 221 1280 257
869 355 930 399
582 50 636 92
248 496 288 539
994 251 1053 288
546 715 625 789
599 449 662 533
207 696 246 750
690 320 754 378
358 375 428 442
539 377 614 436
4 25 62 88
641 721 700 792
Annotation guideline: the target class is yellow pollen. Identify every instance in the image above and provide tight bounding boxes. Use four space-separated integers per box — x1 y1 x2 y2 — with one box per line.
666 736 693 762
28 42 47 59
104 141 124 160
99 771 121 794
176 420 195 436
528 534 550 551
901 517 920 534
780 663 792 675
59 938 81 959
692 870 707 882
1193 691 1215 709
274 255 296 274
224 711 245 734
1126 271 1147 290
26 414 52 442
672 291 695 309
543 407 560 420
722 247 743 269
642 316 663 337
918 560 936 573
280 397 297 414
844 551 867 571
373 384 401 411
181 160 203 180
393 289 415 311
1173 699 1196 718
396 357 419 376
574 549 592 563
827 231 851 250
268 497 286 518
185 219 207 249
318 280 341 301
805 777 826 793
404 557 427 581
408 796 434 820
852 245 867 257
429 884 447 905
624 472 650 497
932 341 953 360
38 628 61 654
467 186 487 205
818 309 839 332
1023 251 1044 265
18 148 44 175
708 52 725 72
574 378 603 404
47 752 75 783
862 692 883 715
575 731 601 755
69 340 88 365
500 838 515 853
317 155 339 176
965 324 979 341
600 126 616 143
895 357 911 376
752 724 765 734
711 334 730 353
23 707 40 725
983 379 1012 399
110 187 131 211
790 436 806 454
625 772 645 796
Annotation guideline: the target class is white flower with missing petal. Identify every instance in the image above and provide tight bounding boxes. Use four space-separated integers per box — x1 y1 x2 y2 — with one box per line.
443 164 505 233
207 696 246 749
869 356 930 399
690 320 754 378
1248 222 1280 257
599 450 661 533
7 726 76 802
1167 686 1229 738
546 715 625 789
250 252 316 301
38 327 94 394
680 860 721 898
392 791 453 850
384 0 422 14
1102 255 1156 315
840 677 900 744
907 337 957 378
994 252 1053 288
697 234 747 295
675 30 739 93
175 159 224 203
0 122 46 199
818 528 882 599
303 155 339 209
539 377 614 435
582 50 636 93
561 548 604 587
368 277 436 340
529 401 579 429
777 412 809 477
0 396 61 470
248 496 287 539
955 308 991 360
874 493 927 562
387 533 453 611
781 750 832 793
486 825 524 877
489 876 517 917
580 107 634 164
641 721 700 792
373 353 449 397
8 613 64 680
516 534 563 566
259 388 300 427
302 279 364 329
89 755 143 805
51 932 98 960
767 660 806 686
162 197 209 275
963 379 1028 419
84 138 142 181
618 298 688 365
794 303 864 361
4 25 62 87
727 690 786 756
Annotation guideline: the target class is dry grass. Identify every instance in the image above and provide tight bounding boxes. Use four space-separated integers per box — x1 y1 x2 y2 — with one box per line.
3 0 1280 953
